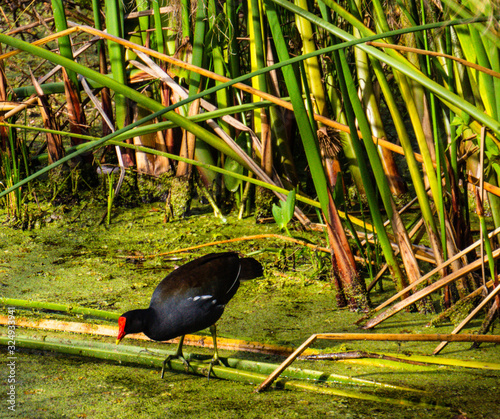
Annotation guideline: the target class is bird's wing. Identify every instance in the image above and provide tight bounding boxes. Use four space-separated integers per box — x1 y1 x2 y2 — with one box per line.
149 252 242 307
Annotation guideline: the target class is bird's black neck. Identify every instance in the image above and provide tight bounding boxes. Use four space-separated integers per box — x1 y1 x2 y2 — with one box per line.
123 308 154 334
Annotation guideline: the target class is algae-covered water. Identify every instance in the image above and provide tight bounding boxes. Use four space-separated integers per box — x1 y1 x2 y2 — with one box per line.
1 202 499 418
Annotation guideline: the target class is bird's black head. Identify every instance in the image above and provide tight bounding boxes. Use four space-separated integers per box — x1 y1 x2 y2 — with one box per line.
116 309 149 344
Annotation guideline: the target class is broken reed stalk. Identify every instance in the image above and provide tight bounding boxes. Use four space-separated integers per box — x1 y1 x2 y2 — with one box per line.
363 247 500 329
256 332 500 392
474 300 499 340
427 279 495 326
0 335 437 407
357 226 500 325
433 282 500 355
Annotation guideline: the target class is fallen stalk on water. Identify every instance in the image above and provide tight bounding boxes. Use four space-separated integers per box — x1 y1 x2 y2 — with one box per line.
2 314 497 371
0 313 313 356
347 352 500 370
0 297 119 321
117 234 332 259
10 335 420 391
300 350 500 370
0 316 500 370
0 335 439 408
300 351 429 366
257 332 500 392
2 313 495 371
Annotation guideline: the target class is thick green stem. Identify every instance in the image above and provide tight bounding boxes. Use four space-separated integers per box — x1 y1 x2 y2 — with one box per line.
0 335 439 407
0 297 119 321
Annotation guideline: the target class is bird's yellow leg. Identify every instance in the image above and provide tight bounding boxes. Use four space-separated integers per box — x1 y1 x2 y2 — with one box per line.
161 335 190 378
207 325 220 380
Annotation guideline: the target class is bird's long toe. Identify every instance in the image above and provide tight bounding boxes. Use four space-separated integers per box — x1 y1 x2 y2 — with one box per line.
206 356 220 381
161 353 191 378
161 335 191 378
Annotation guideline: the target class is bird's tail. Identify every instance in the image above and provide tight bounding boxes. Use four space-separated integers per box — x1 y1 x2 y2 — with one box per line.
239 257 263 280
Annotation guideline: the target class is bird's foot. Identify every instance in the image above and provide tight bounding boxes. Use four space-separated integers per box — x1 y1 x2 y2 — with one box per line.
206 354 221 381
161 353 191 378
206 325 221 382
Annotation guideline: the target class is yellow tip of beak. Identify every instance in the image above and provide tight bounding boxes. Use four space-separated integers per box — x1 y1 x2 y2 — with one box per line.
116 338 122 345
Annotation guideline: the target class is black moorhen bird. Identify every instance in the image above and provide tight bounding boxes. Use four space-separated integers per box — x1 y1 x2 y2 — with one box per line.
116 252 263 378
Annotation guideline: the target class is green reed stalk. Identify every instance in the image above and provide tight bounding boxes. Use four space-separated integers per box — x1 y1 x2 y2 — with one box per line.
152 0 165 54
104 0 127 129
335 45 408 291
51 0 79 93
265 0 329 216
0 297 119 320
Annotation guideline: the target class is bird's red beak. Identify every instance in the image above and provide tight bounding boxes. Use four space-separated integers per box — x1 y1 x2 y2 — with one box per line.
116 317 126 344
